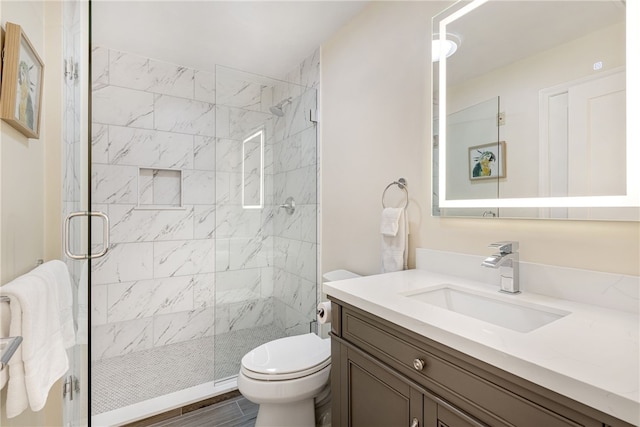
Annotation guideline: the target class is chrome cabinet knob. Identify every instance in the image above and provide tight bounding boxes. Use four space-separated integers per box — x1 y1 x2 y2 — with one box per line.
410 417 419 427
413 358 425 371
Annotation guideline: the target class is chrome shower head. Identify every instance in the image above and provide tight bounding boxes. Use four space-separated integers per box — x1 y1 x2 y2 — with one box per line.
269 105 285 117
269 97 292 117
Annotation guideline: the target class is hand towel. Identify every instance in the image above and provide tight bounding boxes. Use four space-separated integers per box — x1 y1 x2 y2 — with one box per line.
380 207 403 237
0 261 72 417
381 208 409 273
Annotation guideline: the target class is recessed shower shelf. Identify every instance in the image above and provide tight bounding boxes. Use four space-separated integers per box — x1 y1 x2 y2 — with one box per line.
137 168 183 210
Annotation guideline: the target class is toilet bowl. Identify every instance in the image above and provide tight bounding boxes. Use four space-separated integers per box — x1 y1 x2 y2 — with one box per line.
238 270 360 426
237 333 331 427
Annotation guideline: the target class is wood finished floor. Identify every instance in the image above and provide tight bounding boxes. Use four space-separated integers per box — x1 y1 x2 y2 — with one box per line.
148 396 257 427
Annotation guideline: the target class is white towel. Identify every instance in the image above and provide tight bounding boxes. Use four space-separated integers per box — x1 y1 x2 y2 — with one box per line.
0 260 73 417
42 260 76 350
0 298 10 391
381 208 409 273
380 207 403 236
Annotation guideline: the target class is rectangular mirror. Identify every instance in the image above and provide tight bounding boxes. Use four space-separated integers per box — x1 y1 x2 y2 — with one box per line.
432 0 639 220
242 128 264 209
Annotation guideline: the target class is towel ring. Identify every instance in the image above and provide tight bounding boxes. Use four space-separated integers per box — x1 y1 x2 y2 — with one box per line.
382 178 409 209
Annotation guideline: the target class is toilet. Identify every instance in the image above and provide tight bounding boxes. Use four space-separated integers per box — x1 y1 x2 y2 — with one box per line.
237 269 360 427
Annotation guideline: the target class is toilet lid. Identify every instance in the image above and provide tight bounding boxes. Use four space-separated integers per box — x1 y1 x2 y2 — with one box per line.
241 333 330 380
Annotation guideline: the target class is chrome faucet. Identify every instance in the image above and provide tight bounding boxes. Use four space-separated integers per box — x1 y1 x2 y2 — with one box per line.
481 241 520 294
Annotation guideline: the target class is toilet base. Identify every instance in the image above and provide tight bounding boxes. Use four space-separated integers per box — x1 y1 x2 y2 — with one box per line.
255 398 315 427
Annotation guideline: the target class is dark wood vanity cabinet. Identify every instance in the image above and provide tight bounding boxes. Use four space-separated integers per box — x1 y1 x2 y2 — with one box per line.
329 299 634 427
339 342 484 427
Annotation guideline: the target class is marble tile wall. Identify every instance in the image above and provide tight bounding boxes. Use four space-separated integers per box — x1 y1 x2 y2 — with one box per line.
91 47 216 360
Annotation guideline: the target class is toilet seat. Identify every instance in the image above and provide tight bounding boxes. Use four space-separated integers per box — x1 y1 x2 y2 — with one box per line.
241 333 330 381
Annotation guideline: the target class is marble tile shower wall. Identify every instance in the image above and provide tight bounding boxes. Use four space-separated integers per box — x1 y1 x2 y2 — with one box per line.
90 47 217 360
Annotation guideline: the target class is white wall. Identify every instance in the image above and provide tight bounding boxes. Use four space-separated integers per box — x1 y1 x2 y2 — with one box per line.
0 1 64 425
0 1 46 284
321 1 639 277
322 1 437 275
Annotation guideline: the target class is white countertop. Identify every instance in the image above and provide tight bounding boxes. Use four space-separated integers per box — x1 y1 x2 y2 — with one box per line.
324 269 640 425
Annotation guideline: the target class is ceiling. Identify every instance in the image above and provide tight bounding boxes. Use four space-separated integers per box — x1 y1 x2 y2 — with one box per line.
91 0 369 79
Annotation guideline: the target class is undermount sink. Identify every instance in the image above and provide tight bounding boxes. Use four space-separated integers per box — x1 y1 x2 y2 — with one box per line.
404 285 570 333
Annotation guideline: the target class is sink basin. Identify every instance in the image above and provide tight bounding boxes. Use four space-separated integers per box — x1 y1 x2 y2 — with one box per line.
404 286 570 332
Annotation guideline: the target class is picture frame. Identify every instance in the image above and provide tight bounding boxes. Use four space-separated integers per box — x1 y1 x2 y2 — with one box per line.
468 141 506 180
0 22 44 139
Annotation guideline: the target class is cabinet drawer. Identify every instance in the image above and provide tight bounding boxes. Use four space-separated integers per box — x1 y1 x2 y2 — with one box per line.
341 307 591 427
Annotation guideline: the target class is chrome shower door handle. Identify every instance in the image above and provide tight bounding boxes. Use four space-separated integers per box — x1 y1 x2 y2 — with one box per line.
64 211 110 260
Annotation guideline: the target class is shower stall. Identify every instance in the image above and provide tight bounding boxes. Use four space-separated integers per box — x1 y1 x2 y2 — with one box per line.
89 42 320 420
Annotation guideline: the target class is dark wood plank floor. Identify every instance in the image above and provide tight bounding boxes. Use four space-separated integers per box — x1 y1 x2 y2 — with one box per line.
148 396 257 427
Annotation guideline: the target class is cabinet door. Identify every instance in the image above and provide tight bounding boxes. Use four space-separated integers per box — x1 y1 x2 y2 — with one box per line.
343 345 423 427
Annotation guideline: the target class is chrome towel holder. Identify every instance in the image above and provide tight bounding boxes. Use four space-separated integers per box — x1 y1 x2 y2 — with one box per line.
382 178 409 209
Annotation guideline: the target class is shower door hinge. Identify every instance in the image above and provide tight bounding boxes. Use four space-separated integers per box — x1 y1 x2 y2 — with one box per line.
64 58 79 82
496 112 506 126
63 375 80 401
309 109 318 124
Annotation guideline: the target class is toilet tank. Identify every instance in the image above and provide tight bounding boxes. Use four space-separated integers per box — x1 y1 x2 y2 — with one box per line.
322 269 361 282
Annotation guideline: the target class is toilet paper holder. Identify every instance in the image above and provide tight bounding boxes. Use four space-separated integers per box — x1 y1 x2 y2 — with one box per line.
317 302 332 325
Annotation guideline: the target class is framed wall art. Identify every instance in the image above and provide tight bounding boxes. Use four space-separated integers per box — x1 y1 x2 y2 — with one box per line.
469 141 506 180
0 22 44 139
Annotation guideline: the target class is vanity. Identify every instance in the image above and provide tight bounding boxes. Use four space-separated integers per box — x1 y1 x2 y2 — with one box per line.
324 250 639 427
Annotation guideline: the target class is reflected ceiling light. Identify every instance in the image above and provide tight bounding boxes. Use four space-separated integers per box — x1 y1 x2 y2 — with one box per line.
432 34 460 62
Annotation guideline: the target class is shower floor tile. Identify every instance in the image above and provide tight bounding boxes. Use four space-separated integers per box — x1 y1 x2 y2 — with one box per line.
92 324 284 416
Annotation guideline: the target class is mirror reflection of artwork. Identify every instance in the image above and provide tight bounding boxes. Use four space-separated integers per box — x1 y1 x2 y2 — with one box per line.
0 22 44 139
469 142 505 180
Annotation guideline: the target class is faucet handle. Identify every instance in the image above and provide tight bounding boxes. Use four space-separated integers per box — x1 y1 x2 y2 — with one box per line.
488 241 519 254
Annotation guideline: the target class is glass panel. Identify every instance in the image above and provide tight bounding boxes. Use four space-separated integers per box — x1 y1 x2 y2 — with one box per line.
62 1 89 426
214 65 318 382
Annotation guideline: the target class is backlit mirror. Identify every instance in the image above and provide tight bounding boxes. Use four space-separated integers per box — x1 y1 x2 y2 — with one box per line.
432 0 639 220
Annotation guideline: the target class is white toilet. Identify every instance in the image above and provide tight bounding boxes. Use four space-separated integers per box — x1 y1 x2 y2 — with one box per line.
237 333 331 427
237 269 360 427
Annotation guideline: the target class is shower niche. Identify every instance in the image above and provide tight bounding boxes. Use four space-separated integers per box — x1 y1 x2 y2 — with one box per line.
138 168 183 209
